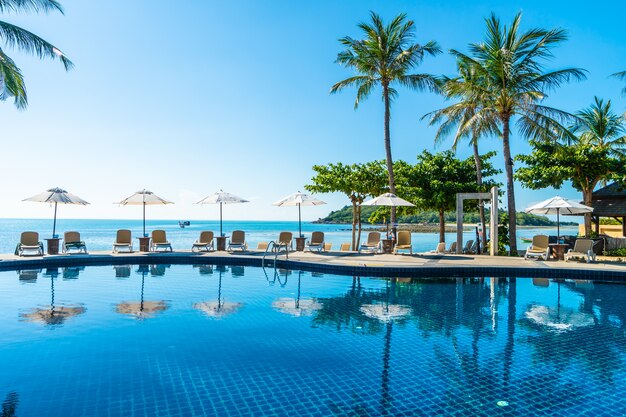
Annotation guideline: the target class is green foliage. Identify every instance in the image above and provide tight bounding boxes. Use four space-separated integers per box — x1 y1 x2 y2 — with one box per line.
606 248 626 257
305 161 387 203
315 205 574 226
498 212 510 256
0 0 73 108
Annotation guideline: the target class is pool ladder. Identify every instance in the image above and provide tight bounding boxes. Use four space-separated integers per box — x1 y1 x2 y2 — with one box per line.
261 241 289 267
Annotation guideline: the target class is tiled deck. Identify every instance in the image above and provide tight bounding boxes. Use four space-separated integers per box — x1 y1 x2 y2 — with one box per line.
2 250 626 280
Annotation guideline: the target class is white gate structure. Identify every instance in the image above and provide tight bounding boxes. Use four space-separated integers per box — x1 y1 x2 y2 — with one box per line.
456 187 498 256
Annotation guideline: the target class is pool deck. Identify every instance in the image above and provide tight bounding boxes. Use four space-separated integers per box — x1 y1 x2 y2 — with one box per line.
2 249 626 280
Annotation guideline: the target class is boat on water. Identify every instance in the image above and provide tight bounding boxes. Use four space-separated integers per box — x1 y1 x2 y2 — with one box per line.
521 237 532 243
179 221 191 228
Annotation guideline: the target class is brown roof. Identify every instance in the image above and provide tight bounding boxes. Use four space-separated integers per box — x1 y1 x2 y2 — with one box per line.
593 183 626 199
588 183 626 217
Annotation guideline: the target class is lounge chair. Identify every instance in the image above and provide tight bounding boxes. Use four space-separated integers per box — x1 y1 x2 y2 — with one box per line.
340 242 351 251
227 230 247 252
192 231 214 252
274 232 293 252
305 232 325 252
462 240 475 254
524 235 550 261
393 231 412 255
445 242 457 254
63 231 87 254
257 242 269 250
113 229 133 253
15 232 44 256
564 239 596 263
430 242 446 254
151 230 173 252
323 243 332 251
359 232 381 253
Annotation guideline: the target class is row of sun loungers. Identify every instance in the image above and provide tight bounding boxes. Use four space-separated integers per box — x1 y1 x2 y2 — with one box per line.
524 234 597 262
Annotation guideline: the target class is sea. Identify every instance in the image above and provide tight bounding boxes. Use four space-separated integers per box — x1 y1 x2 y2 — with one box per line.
0 219 579 254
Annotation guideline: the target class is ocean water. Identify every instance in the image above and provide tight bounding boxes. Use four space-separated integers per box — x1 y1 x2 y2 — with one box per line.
0 218 577 254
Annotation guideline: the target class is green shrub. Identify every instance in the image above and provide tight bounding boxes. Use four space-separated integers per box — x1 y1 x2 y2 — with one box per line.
606 248 626 257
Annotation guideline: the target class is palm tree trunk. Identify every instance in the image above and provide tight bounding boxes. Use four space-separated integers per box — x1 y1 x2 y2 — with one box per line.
501 117 518 255
351 199 357 250
383 84 397 237
472 139 487 253
439 208 446 243
583 189 593 237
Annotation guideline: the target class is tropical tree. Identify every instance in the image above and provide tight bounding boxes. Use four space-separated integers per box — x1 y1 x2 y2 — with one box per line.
445 12 586 254
306 161 387 249
331 12 441 234
403 150 500 243
0 0 73 109
424 60 500 251
516 98 626 236
612 71 626 96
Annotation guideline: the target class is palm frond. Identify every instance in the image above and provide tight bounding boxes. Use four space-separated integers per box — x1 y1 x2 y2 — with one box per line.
0 0 63 14
0 47 26 108
0 20 73 69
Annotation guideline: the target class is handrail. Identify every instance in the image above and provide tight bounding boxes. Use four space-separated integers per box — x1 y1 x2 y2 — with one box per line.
261 240 290 267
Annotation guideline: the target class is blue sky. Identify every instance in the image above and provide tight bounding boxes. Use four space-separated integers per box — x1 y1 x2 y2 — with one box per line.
2 0 624 221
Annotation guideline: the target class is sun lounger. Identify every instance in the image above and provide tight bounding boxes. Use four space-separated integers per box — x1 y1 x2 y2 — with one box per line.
359 232 381 253
227 230 247 252
113 229 133 253
257 242 269 250
151 230 173 252
393 231 412 255
192 231 214 252
275 232 293 252
462 240 475 254
340 242 351 251
305 232 325 252
324 243 332 251
445 242 457 254
430 242 446 254
63 231 87 254
564 239 596 263
524 235 549 261
15 231 44 256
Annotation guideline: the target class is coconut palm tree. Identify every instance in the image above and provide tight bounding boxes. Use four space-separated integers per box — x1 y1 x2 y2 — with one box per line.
0 0 73 109
571 97 626 152
445 12 586 254
331 11 441 232
425 61 500 252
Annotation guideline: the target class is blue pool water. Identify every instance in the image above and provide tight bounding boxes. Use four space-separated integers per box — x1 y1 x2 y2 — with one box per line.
1 265 622 416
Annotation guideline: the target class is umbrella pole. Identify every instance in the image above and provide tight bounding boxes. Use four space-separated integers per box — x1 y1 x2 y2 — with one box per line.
143 202 146 237
557 208 560 242
298 203 302 237
220 202 223 237
52 202 58 238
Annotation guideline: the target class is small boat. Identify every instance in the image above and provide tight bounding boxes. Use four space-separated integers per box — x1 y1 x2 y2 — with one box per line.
521 237 532 243
179 221 191 228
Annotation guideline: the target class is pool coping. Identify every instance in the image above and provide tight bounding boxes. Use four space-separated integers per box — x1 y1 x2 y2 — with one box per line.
2 250 626 281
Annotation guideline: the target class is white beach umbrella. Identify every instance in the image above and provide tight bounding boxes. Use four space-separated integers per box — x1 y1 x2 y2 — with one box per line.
361 193 415 236
524 196 593 238
273 191 326 237
23 187 90 237
196 190 249 236
116 190 174 237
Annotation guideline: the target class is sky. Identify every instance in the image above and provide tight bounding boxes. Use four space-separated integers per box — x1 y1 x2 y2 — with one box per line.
1 0 624 222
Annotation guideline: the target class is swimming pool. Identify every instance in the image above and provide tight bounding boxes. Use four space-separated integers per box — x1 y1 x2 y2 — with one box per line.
0 265 624 416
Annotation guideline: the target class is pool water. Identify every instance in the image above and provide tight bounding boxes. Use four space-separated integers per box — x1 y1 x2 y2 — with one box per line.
0 265 625 416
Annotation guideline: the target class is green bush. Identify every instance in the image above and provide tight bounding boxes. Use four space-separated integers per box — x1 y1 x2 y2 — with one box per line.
606 248 626 257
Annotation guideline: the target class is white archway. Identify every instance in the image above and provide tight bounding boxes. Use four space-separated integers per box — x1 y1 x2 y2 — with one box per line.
456 187 499 256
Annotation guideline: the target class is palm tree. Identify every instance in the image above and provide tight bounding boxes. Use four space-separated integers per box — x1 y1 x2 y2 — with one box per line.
445 12 586 254
425 60 500 252
572 97 626 151
331 11 441 233
0 0 73 109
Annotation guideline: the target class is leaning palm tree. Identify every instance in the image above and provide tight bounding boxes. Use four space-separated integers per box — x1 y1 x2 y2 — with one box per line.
0 0 73 109
425 60 500 252
331 11 441 232
447 12 586 254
